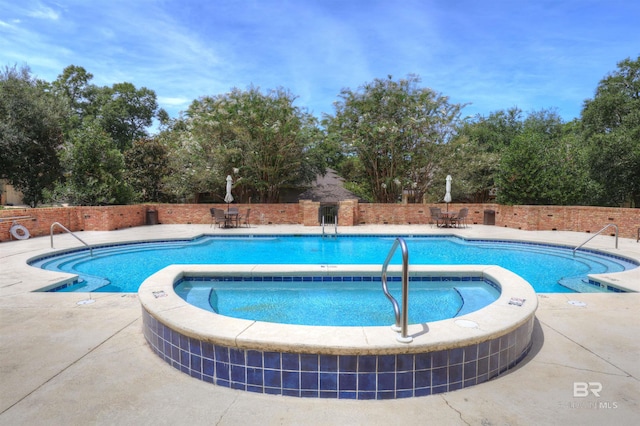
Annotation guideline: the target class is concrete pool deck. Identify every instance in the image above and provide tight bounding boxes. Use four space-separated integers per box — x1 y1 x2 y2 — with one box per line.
1 224 639 424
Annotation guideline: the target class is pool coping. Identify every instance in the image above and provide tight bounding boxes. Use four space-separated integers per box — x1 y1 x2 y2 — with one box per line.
138 264 538 355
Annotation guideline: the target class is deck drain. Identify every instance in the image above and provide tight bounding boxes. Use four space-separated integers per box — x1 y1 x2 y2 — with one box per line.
568 300 587 307
77 299 95 305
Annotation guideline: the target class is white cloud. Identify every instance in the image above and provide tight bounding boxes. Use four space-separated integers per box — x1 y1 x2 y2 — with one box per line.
158 96 190 107
1 0 638 122
27 4 60 20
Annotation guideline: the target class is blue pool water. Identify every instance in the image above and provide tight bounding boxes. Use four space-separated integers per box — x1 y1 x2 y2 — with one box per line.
31 235 636 293
174 278 500 326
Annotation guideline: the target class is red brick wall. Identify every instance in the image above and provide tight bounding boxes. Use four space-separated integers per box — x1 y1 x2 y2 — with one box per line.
149 204 302 226
0 205 149 242
1 202 639 242
496 205 638 238
355 203 495 226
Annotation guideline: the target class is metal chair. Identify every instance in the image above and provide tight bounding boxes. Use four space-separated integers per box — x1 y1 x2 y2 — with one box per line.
453 208 469 228
429 207 443 228
212 208 229 228
239 208 251 228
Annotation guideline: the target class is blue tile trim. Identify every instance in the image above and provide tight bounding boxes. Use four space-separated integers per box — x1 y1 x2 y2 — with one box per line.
142 308 534 399
177 275 501 291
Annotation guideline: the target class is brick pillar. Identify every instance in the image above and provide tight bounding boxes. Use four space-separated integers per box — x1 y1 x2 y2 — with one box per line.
300 200 320 226
338 199 358 226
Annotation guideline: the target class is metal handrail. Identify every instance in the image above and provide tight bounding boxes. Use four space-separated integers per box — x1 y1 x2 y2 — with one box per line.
50 222 93 256
321 216 338 238
381 237 412 343
573 223 618 256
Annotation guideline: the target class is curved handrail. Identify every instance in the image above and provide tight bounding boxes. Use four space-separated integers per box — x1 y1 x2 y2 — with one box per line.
381 237 412 343
573 223 618 257
50 222 93 257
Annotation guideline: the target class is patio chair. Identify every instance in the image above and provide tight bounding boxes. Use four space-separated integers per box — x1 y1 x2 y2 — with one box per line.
239 208 251 228
226 207 239 227
452 207 469 228
209 208 217 228
429 207 443 228
212 208 229 228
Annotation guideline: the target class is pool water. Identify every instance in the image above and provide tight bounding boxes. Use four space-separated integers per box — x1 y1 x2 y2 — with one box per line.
174 278 500 326
31 235 636 293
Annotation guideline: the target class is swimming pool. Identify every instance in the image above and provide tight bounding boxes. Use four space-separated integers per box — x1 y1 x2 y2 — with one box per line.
31 235 636 293
174 277 501 326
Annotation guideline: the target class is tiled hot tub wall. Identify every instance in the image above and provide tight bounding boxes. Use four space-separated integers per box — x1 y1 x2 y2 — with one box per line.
142 308 534 399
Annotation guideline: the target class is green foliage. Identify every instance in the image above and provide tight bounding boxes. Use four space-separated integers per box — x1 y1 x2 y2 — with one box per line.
442 108 523 203
324 75 464 203
51 65 94 131
164 86 324 203
3 57 639 208
434 134 499 203
54 119 133 205
460 108 523 152
124 138 171 202
53 66 158 151
0 65 67 207
96 82 158 151
496 110 591 205
581 56 640 206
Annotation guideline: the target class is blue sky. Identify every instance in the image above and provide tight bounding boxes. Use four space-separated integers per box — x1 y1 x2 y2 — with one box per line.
1 0 639 125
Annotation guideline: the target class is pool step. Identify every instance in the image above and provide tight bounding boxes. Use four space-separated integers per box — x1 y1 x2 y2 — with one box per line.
558 277 608 293
455 285 501 315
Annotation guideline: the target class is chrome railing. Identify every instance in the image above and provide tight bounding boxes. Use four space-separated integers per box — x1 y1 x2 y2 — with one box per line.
321 216 337 238
573 223 618 256
381 237 412 343
50 222 93 256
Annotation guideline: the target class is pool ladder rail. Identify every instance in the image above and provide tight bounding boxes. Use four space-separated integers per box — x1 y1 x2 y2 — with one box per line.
381 237 412 343
321 216 337 238
50 222 93 257
573 223 618 257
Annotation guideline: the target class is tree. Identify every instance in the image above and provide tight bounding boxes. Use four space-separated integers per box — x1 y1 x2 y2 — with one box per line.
0 65 67 207
53 66 159 151
435 133 500 203
97 82 158 151
124 137 171 202
496 110 590 205
51 65 95 131
54 119 133 205
324 75 464 203
581 56 640 206
442 108 524 203
165 86 323 203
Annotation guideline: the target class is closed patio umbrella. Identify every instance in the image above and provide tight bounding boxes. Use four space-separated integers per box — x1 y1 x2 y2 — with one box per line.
224 175 234 212
444 175 452 211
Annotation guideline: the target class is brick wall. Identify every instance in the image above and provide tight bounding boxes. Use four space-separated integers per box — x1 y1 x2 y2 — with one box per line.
1 202 639 242
149 204 302 226
355 203 495 226
496 205 639 238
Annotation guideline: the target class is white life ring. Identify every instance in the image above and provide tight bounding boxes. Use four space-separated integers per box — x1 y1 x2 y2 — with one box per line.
10 223 30 240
